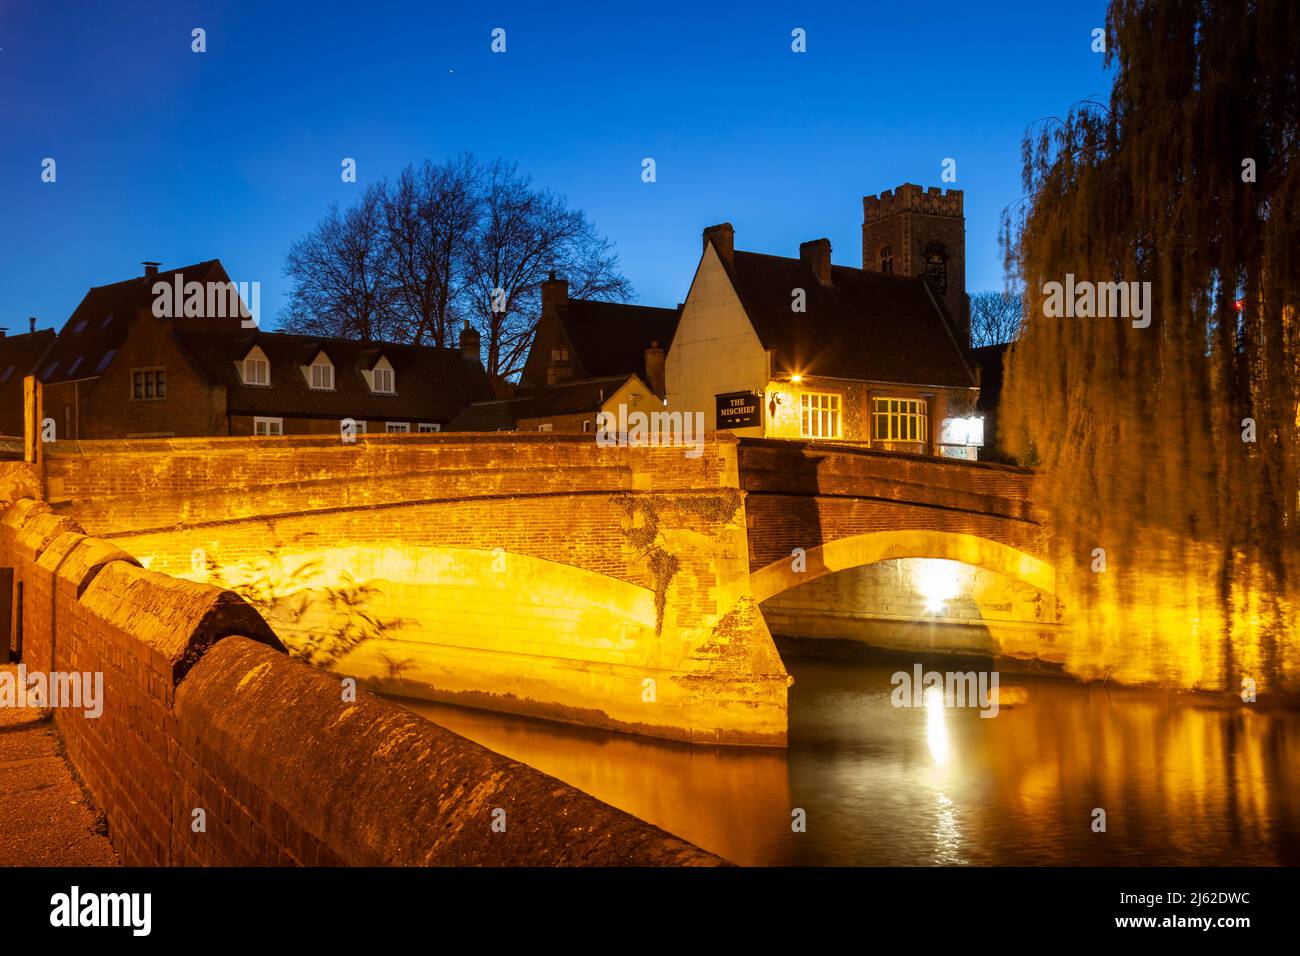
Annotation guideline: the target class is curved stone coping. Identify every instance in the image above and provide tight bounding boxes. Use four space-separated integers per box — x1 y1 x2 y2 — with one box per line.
176 638 727 866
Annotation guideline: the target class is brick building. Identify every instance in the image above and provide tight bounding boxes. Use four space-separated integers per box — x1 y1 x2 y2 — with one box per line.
665 184 985 458
450 274 679 433
9 259 493 440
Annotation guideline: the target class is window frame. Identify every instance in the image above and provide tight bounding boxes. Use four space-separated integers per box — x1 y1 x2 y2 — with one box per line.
384 422 410 434
371 361 395 394
308 354 334 391
131 367 167 401
872 397 929 444
798 391 842 440
253 416 283 436
417 423 440 433
242 347 271 386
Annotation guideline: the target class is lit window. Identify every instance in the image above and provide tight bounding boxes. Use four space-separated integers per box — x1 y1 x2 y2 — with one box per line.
551 347 568 362
582 419 593 433
799 392 841 439
385 422 409 433
417 423 440 433
873 397 928 443
537 423 553 432
131 368 166 401
372 365 394 393
253 417 283 436
309 356 334 390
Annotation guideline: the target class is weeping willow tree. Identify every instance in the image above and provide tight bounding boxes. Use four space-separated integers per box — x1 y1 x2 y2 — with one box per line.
1000 0 1299 692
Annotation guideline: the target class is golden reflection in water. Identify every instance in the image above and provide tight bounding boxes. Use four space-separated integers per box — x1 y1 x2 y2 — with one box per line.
924 684 949 768
395 657 1300 866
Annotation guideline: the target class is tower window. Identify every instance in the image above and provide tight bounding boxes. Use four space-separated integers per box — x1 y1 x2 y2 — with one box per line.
925 242 948 293
879 246 893 275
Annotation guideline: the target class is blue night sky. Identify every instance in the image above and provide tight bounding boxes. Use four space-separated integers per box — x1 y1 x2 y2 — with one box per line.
1 0 1112 331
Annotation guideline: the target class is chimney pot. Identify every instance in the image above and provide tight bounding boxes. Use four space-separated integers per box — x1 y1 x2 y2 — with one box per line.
542 273 569 316
29 317 37 334
702 223 735 264
142 261 161 277
458 321 481 366
799 238 832 285
643 340 666 397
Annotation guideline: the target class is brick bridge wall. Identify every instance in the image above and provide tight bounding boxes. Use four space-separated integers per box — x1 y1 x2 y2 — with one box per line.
36 434 1056 747
43 433 789 747
739 439 1045 572
0 472 720 866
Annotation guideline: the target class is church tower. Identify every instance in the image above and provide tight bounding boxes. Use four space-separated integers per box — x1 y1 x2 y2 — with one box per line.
862 184 968 346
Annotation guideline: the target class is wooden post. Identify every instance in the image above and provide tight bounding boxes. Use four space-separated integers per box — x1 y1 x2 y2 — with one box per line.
23 375 44 499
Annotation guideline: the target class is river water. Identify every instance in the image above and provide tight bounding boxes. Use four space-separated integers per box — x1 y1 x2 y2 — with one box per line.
398 653 1300 866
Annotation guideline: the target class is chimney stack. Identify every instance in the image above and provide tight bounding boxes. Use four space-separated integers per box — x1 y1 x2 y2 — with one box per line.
542 272 569 317
142 261 161 277
800 238 832 285
29 317 37 334
702 223 734 265
459 321 481 366
643 340 666 397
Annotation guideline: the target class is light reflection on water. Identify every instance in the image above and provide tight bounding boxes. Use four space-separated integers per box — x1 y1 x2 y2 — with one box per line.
396 656 1300 866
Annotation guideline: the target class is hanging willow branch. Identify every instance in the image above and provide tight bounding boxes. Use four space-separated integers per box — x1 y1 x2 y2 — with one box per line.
999 0 1299 689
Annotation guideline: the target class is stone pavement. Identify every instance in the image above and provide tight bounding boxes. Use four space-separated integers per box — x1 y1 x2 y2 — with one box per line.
0 664 118 866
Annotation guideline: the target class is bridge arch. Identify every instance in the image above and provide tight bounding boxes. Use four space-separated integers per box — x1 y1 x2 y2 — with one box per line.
750 529 1056 604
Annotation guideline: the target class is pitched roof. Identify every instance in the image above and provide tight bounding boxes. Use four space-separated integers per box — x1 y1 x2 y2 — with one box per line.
172 328 494 423
0 329 56 395
0 329 57 435
446 375 636 431
39 260 234 385
558 300 679 380
717 249 976 389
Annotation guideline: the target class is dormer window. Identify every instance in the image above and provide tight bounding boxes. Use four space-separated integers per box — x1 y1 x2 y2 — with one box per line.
370 356 395 394
308 352 334 390
241 345 270 386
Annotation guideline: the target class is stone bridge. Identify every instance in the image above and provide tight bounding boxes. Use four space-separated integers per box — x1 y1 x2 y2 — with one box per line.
32 432 1054 747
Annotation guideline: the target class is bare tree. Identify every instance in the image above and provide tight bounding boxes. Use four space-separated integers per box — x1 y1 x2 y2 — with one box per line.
463 161 632 383
280 156 631 384
969 290 1024 347
383 155 481 347
282 183 401 342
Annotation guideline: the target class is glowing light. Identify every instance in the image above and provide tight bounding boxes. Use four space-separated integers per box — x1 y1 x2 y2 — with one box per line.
925 685 949 766
914 558 962 614
790 374 803 383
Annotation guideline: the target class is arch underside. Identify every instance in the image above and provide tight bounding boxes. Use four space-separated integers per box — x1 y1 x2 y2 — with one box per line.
750 529 1055 603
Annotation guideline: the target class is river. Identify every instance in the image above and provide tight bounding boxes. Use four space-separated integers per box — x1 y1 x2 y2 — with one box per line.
396 652 1300 866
